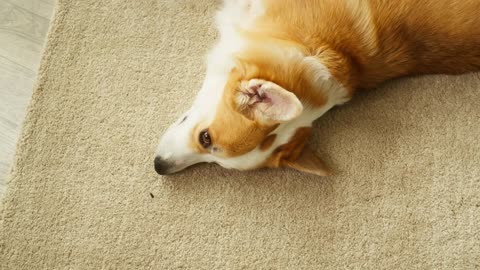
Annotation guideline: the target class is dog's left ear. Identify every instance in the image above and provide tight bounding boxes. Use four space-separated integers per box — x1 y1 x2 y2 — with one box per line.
282 147 332 176
237 79 303 125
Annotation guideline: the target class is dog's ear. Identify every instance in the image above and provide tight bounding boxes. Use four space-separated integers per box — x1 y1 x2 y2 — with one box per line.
237 79 303 125
282 147 332 177
264 127 331 176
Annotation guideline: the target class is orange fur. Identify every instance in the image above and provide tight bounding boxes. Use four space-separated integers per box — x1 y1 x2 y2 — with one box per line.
198 0 480 172
260 134 277 151
235 48 330 107
255 0 480 88
208 70 279 156
264 127 312 168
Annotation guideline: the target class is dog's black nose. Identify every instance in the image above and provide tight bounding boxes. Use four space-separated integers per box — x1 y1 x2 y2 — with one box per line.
154 156 171 175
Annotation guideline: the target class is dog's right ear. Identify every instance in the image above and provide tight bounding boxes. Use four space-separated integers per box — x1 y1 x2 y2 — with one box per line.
236 79 303 125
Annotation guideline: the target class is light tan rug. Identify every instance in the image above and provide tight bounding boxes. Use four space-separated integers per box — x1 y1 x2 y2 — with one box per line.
1 0 480 269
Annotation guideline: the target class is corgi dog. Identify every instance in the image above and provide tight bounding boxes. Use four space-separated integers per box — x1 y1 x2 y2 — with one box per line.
155 0 480 176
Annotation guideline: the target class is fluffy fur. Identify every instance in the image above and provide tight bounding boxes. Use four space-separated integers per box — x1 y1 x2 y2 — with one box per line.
155 0 480 176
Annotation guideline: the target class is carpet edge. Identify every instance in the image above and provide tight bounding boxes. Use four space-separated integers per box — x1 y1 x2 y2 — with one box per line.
0 0 64 237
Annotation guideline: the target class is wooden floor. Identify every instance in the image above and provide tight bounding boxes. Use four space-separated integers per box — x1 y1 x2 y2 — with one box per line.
0 0 55 197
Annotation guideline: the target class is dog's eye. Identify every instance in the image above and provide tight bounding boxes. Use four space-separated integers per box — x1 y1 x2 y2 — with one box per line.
199 129 212 148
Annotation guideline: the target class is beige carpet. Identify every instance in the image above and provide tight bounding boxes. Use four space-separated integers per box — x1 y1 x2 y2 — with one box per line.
1 0 480 269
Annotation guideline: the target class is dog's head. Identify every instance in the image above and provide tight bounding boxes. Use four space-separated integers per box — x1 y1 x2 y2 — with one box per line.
155 41 351 176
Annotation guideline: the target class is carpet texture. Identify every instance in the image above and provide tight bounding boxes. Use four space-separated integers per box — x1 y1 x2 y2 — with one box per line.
1 0 480 269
